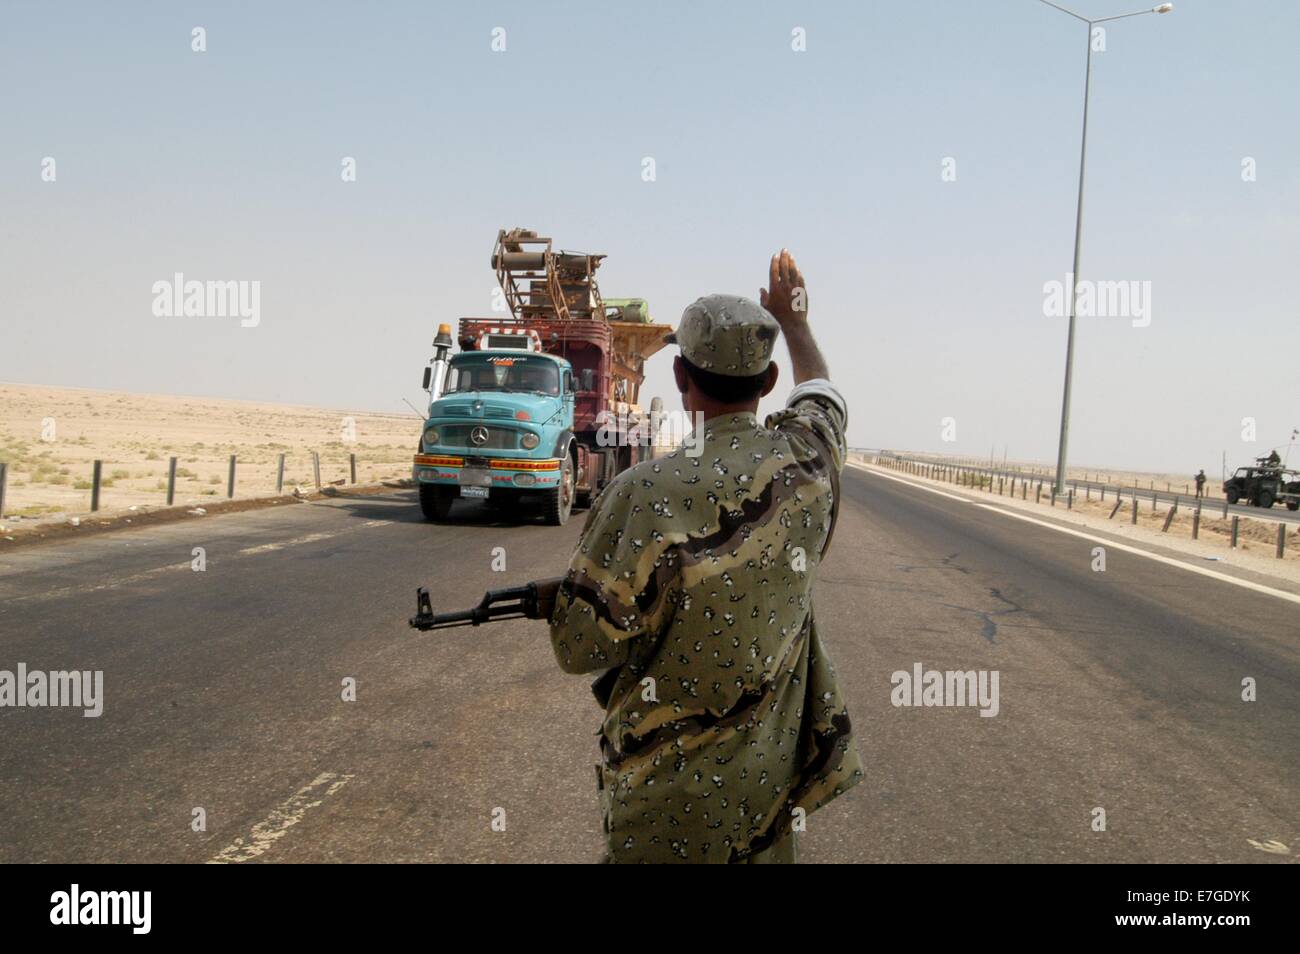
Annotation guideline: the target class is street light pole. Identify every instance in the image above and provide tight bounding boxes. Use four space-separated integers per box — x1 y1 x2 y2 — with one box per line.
1040 1 1173 494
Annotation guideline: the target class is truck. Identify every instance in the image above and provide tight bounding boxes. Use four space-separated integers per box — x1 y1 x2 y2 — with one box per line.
1223 455 1300 510
412 228 673 525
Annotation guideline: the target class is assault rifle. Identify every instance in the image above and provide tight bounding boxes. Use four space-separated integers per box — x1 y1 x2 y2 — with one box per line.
408 578 562 631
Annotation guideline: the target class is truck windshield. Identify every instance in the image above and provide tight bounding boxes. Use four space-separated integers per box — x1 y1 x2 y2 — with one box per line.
445 355 560 396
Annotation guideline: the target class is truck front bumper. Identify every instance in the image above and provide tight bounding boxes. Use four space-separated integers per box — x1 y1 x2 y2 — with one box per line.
412 454 562 494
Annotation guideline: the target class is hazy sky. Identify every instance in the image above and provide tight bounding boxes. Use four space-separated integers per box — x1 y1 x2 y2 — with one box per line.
3 0 1296 476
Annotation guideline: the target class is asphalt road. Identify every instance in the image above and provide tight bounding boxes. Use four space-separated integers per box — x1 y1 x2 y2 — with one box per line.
0 467 1296 863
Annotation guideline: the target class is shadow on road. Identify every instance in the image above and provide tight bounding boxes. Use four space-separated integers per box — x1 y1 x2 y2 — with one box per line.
326 488 585 529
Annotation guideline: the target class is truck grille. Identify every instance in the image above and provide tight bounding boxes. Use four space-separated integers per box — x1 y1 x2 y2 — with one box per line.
438 424 518 450
436 402 515 419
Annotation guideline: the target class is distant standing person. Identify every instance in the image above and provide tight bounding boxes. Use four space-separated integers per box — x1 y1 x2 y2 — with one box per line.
1194 470 1206 498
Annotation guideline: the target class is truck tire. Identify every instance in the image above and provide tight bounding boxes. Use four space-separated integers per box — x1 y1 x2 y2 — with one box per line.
544 454 575 526
1226 487 1241 505
419 484 454 521
1257 488 1274 509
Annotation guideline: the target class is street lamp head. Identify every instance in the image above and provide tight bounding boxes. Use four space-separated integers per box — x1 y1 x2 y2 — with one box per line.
1153 3 1173 12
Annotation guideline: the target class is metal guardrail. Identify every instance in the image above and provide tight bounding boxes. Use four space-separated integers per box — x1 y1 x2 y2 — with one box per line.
871 452 1300 533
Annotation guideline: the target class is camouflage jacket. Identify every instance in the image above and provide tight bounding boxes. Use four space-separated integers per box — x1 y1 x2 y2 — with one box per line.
549 382 863 863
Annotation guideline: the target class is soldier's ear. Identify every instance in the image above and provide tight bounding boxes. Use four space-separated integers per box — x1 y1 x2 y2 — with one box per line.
759 363 779 398
673 355 690 394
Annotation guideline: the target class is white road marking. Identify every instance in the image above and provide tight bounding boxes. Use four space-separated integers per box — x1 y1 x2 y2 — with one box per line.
854 460 1300 606
972 503 1300 606
3 520 389 604
2 563 188 604
208 772 356 864
236 531 339 555
849 463 971 502
1247 838 1291 855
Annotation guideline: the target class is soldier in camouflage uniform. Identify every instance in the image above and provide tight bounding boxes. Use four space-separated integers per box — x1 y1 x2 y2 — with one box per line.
548 250 862 863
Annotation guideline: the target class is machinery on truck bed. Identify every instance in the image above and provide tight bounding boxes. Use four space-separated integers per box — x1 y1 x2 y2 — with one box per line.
412 228 673 525
1223 454 1300 510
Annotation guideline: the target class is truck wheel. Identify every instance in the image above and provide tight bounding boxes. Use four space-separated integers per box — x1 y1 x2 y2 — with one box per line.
419 484 454 521
1226 487 1241 505
544 455 574 526
1257 489 1274 509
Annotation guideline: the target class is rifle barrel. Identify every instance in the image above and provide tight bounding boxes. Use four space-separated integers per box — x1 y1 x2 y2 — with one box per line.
409 584 540 631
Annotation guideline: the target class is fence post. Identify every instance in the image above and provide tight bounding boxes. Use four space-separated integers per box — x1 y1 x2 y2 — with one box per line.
227 455 236 498
91 460 102 512
277 453 286 494
1230 516 1239 548
1131 495 1137 525
1036 483 1042 504
1067 489 1073 510
1278 524 1286 559
1192 501 1200 539
0 461 7 518
1161 501 1177 532
350 453 357 485
313 452 321 491
166 456 177 505
1109 496 1122 520
1050 486 1056 507
1222 499 1229 519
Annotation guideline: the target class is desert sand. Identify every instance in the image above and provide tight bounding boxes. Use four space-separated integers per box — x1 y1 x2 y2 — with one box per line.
0 382 420 521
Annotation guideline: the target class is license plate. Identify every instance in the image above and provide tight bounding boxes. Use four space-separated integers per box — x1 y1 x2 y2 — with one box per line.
458 468 491 488
459 485 490 499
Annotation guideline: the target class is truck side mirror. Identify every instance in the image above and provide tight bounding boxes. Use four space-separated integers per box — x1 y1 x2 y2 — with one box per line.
580 369 595 392
422 366 432 390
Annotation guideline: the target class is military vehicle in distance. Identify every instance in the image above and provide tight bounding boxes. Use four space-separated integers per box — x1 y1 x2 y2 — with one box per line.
1222 455 1300 510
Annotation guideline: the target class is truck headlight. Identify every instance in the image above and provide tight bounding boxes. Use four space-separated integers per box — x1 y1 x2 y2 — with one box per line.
520 432 540 449
423 426 440 445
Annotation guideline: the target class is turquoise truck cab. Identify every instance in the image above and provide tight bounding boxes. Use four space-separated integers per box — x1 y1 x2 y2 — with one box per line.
413 349 578 525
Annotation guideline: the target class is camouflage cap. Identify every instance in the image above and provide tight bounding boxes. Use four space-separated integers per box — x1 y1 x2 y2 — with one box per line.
664 294 780 377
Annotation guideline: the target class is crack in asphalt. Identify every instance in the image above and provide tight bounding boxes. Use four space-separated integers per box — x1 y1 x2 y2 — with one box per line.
941 586 1026 644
